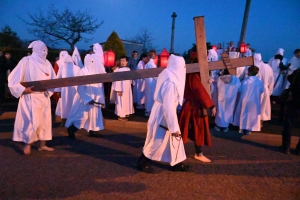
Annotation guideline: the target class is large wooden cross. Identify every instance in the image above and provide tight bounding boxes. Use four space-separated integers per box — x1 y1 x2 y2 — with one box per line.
21 16 253 95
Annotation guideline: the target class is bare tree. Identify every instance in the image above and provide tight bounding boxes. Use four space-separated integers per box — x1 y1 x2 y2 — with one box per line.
20 5 103 50
127 28 157 53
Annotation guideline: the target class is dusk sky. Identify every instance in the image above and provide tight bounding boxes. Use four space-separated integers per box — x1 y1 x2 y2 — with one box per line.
1 0 299 61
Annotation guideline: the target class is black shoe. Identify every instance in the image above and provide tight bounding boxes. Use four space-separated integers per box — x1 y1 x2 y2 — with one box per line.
171 163 191 172
137 153 153 173
89 131 103 138
296 144 300 156
67 124 77 139
278 146 290 154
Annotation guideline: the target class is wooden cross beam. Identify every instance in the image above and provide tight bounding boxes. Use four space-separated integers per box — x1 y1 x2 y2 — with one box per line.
21 16 253 92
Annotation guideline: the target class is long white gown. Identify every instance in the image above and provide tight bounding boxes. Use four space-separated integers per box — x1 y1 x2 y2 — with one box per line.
65 54 106 132
8 56 56 144
215 75 240 127
144 59 157 112
143 81 186 166
233 76 264 131
268 57 288 96
255 54 274 121
133 60 145 105
55 56 81 119
112 67 135 117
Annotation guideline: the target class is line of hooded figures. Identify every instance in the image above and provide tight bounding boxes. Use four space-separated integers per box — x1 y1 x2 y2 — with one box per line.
7 40 300 172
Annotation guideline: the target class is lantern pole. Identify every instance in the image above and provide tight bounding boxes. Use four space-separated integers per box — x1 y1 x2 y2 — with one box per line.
239 0 251 45
170 12 177 54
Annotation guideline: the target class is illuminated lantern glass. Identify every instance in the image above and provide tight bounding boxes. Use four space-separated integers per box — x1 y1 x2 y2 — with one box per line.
104 50 115 67
239 42 247 53
212 44 217 51
153 53 158 66
160 48 169 68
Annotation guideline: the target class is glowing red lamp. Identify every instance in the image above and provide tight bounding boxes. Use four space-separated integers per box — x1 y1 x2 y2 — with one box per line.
212 44 217 51
239 42 248 53
153 53 158 66
104 50 115 67
160 48 169 68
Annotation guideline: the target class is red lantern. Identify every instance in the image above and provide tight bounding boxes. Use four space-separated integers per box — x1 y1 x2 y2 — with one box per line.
212 44 217 51
160 48 169 68
239 42 248 53
153 53 158 66
104 50 115 67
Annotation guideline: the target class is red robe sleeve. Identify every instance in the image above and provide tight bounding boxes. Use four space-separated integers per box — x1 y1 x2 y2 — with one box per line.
189 73 214 109
54 62 59 75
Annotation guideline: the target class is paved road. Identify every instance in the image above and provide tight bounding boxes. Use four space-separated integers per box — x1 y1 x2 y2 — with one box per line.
1 107 300 199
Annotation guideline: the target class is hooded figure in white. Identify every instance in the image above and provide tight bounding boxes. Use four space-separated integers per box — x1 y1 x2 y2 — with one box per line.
55 51 81 120
254 53 274 121
214 69 240 130
65 53 106 138
72 46 84 68
8 40 56 154
141 54 188 169
208 49 219 107
268 48 288 96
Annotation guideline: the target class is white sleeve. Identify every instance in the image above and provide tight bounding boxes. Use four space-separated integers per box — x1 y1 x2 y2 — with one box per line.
161 82 180 133
8 58 27 98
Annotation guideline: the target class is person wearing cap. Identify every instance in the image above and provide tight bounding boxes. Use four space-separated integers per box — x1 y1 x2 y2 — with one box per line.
138 54 190 173
54 51 81 127
65 50 106 139
8 40 56 155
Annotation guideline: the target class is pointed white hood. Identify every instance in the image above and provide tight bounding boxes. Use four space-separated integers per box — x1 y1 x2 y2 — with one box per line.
72 46 84 68
254 53 263 66
154 54 186 105
28 40 48 65
84 54 106 75
93 43 104 64
277 48 284 56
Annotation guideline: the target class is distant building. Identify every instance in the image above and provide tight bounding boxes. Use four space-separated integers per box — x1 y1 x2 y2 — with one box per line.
100 39 144 58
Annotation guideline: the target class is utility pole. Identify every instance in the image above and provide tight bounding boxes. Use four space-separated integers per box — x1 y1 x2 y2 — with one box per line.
239 0 251 45
170 12 177 54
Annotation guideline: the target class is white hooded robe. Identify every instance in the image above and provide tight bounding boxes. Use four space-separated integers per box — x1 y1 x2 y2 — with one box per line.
65 54 106 131
143 55 187 166
254 53 274 121
55 51 81 119
8 40 56 143
268 48 288 96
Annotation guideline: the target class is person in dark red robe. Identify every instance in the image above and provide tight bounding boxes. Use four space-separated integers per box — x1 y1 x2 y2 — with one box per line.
178 73 216 162
52 58 60 104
